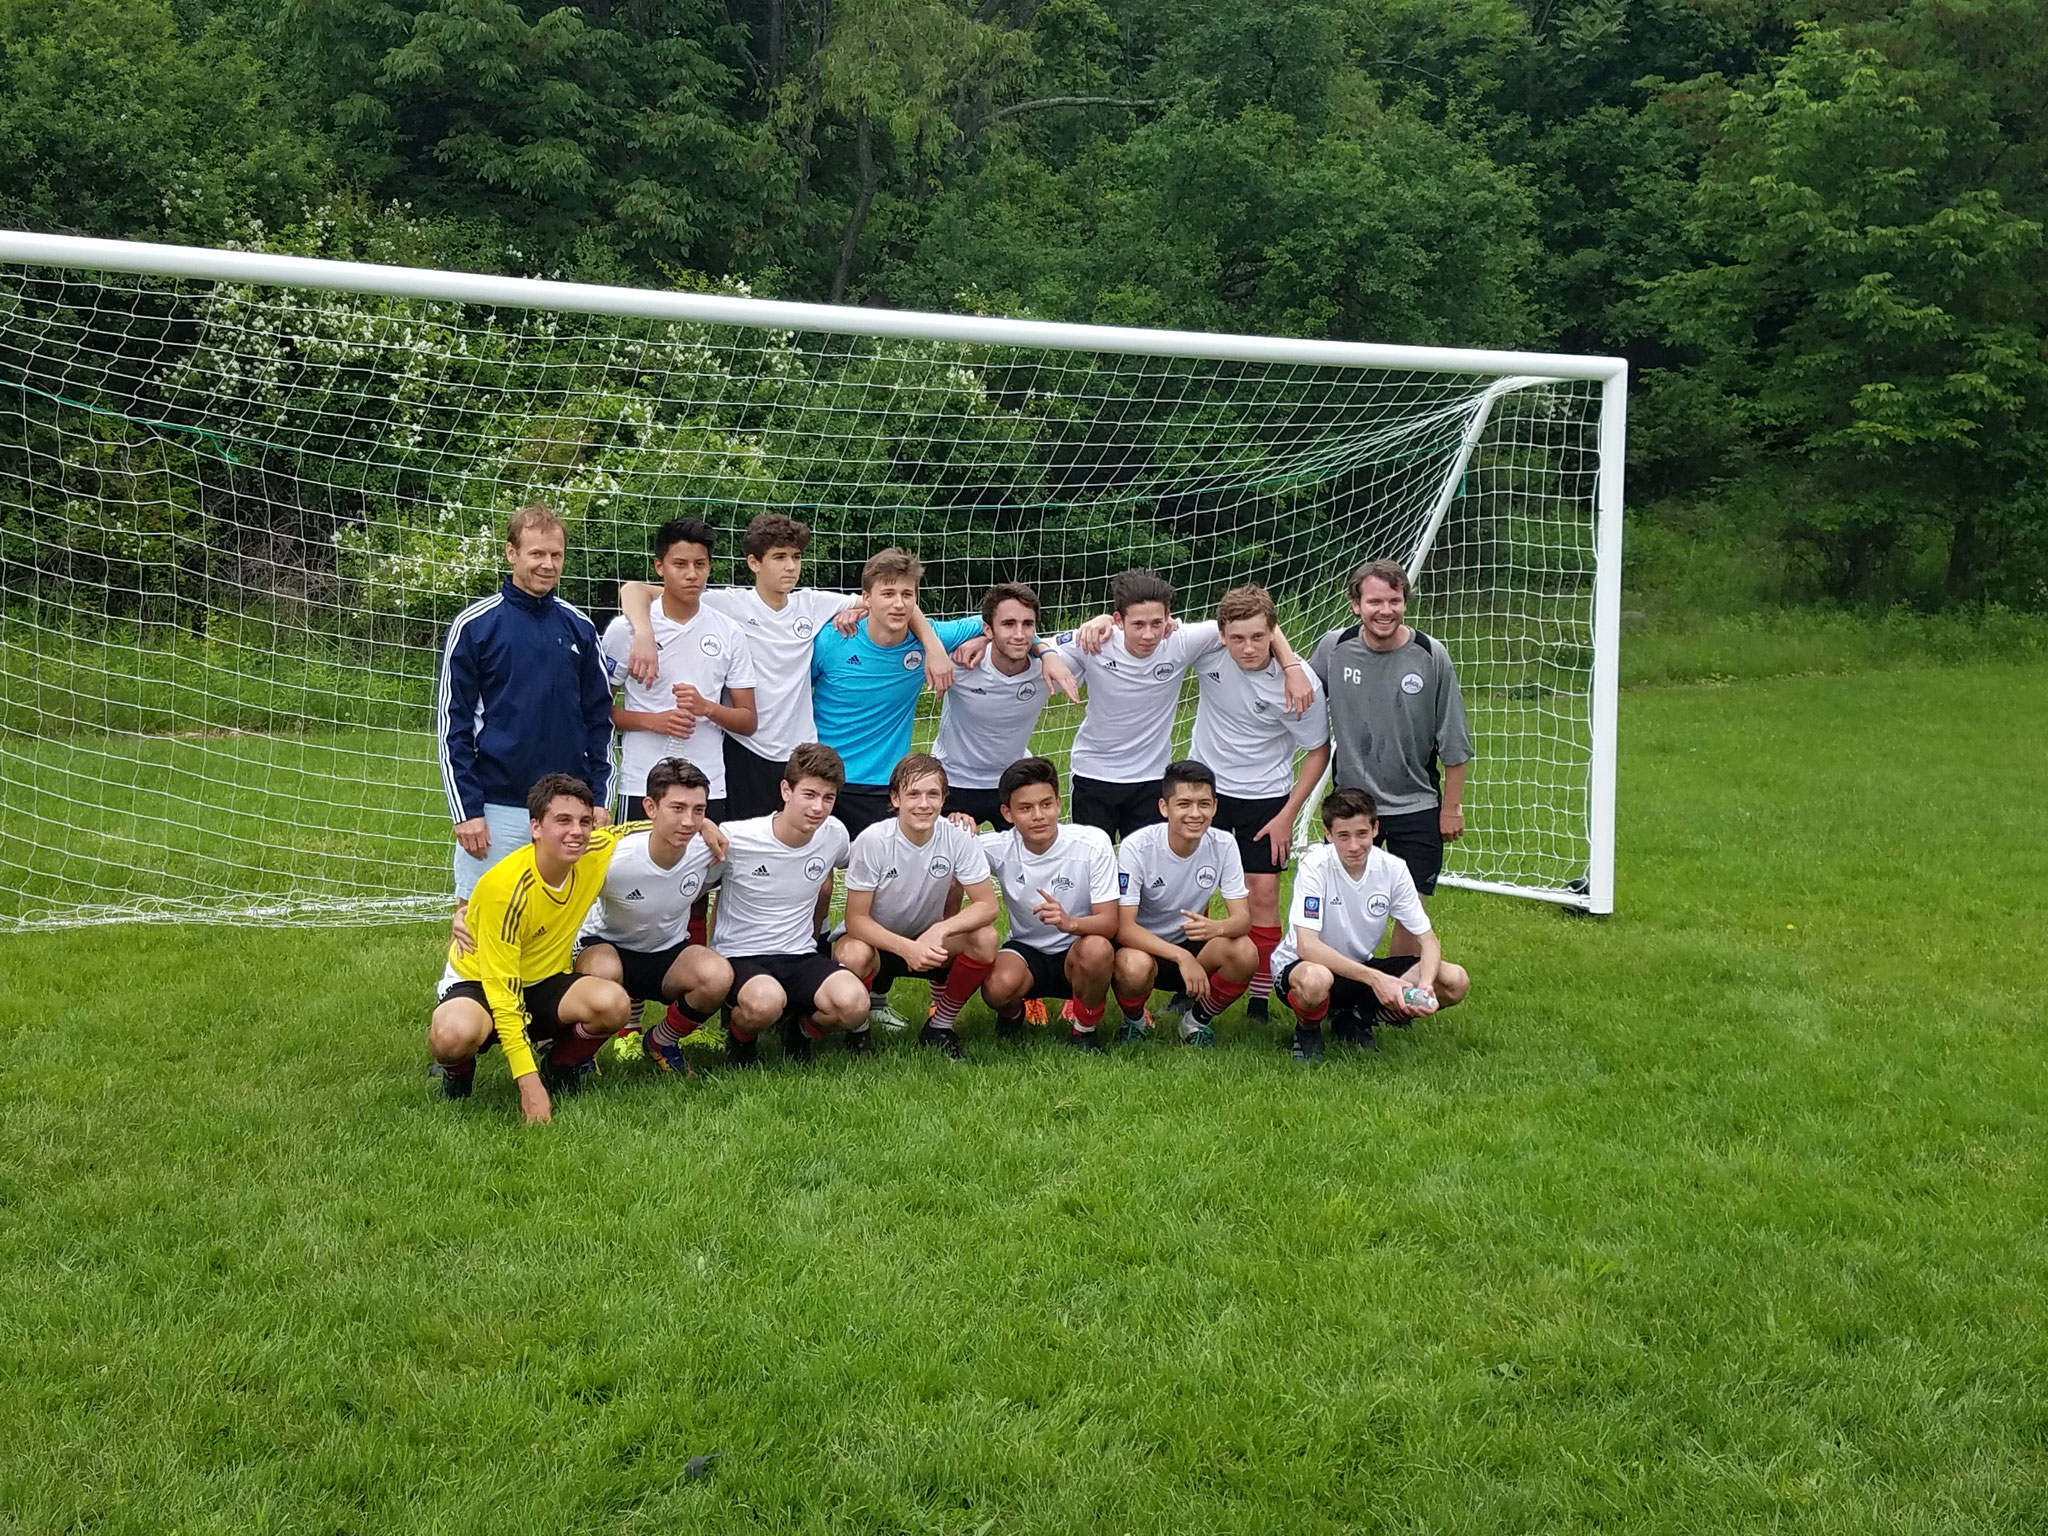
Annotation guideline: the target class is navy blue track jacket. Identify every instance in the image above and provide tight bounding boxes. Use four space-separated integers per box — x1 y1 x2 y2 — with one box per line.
437 578 615 823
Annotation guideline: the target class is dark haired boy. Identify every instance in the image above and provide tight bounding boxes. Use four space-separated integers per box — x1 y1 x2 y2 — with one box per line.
831 753 1001 1058
619 514 954 819
713 743 869 1062
573 757 734 1074
976 757 1120 1050
933 581 1079 825
1272 787 1471 1063
428 773 643 1123
1110 760 1257 1047
599 517 757 821
1059 568 1315 840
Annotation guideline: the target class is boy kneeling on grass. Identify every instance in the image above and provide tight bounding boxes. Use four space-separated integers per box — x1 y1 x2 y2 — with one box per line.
1272 787 1471 1063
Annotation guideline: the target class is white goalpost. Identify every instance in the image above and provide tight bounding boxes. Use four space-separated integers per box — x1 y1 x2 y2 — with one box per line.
0 231 1625 931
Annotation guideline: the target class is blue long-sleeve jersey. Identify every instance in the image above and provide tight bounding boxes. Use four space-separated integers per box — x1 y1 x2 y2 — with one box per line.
437 578 615 823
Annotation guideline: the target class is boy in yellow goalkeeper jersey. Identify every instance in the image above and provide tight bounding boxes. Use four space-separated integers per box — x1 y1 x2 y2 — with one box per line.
428 773 650 1122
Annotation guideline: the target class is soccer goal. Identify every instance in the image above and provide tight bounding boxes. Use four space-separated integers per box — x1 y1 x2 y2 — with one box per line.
0 231 1625 931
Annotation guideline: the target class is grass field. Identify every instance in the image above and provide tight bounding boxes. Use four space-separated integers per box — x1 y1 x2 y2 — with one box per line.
3 661 2046 1532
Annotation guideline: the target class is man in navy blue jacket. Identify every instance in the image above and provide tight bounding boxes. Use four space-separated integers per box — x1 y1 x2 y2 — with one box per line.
439 505 616 908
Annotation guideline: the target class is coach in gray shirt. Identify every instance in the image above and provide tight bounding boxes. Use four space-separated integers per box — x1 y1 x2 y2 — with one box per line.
1309 559 1473 915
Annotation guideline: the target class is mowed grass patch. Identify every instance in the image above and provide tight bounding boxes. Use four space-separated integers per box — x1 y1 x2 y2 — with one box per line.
2 664 2046 1533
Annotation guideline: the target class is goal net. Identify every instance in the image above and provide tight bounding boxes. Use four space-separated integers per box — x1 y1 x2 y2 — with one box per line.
0 233 1624 932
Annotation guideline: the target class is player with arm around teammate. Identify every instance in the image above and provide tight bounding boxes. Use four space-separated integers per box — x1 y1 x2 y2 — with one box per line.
976 757 1120 1051
428 774 639 1123
1110 760 1258 1048
1272 787 1471 1063
830 753 1001 1060
572 757 734 1076
932 582 1080 826
1192 584 1332 1020
712 744 869 1064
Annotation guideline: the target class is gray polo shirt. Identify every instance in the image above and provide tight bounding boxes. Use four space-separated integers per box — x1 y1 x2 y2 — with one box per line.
1308 625 1474 817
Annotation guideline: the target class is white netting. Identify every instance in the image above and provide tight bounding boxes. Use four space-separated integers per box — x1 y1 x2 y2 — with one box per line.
0 255 1612 930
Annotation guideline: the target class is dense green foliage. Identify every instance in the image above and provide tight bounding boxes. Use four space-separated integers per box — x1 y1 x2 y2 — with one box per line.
5 663 2046 1530
2 0 2045 607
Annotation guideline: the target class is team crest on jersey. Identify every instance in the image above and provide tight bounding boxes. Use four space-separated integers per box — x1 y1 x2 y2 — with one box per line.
902 651 922 670
1400 672 1424 695
804 856 827 880
793 617 816 639
1303 896 1321 917
928 856 952 878
1048 874 1075 890
1195 866 1217 889
1150 662 1175 679
680 874 703 898
1367 893 1391 918
700 635 723 657
1016 684 1036 700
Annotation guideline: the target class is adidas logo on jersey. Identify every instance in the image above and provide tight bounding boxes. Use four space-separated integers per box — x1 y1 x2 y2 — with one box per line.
1147 876 1166 889
1206 670 1222 681
751 864 771 876
625 887 645 901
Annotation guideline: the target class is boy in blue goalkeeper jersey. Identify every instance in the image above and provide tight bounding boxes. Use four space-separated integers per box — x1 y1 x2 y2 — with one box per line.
808 547 988 840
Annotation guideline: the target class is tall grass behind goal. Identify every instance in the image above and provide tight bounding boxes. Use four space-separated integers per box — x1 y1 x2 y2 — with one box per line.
0 234 1625 931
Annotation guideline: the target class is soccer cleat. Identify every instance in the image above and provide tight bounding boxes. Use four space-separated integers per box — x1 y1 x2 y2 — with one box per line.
725 1030 760 1068
642 1027 693 1076
1023 998 1050 1028
994 1014 1025 1042
1183 1023 1217 1048
780 1016 813 1064
540 1056 596 1096
1330 1007 1379 1049
432 1061 474 1100
844 1027 874 1056
1246 995 1270 1022
1067 1026 1105 1053
1291 1025 1325 1063
867 999 915 1032
1116 1008 1153 1045
919 1022 966 1060
1155 993 1194 1030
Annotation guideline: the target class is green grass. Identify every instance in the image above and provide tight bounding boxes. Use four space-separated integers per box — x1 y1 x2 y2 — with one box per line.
4 662 2048 1532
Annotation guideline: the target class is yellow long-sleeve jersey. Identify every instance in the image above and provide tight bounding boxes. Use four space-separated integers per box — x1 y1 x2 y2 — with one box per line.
447 821 647 1079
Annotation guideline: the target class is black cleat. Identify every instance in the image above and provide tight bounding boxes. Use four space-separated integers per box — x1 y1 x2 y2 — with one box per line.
1291 1025 1325 1063
780 1015 813 1064
995 1013 1025 1042
1246 995 1270 1022
540 1056 595 1096
726 1030 760 1068
919 1022 966 1060
844 1026 873 1056
1330 1006 1378 1048
433 1061 474 1100
1068 1027 1105 1053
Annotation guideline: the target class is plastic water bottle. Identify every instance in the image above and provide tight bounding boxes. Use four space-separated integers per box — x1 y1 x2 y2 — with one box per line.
1401 986 1439 1015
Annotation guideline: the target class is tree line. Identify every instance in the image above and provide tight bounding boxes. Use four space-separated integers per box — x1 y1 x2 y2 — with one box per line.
1 0 2044 610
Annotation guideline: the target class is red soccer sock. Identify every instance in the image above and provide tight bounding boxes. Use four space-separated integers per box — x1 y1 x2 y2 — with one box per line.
547 1022 608 1069
687 914 707 948
1068 997 1106 1030
1195 974 1249 1022
1248 925 1283 1001
1288 989 1329 1025
1114 991 1150 1019
654 1000 709 1048
932 954 994 1027
799 1016 827 1041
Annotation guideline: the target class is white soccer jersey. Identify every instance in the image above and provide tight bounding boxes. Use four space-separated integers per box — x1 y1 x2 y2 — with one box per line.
1191 652 1330 798
978 823 1118 954
845 817 993 936
1271 843 1431 973
933 652 1050 789
710 815 851 957
700 586 855 759
582 829 723 952
1056 622 1224 783
600 604 756 798
1115 823 1249 943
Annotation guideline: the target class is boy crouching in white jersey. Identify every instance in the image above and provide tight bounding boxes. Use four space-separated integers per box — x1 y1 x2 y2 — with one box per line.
572 756 735 1076
976 757 1120 1050
1272 787 1471 1063
1110 759 1258 1048
713 743 869 1064
831 753 1001 1060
